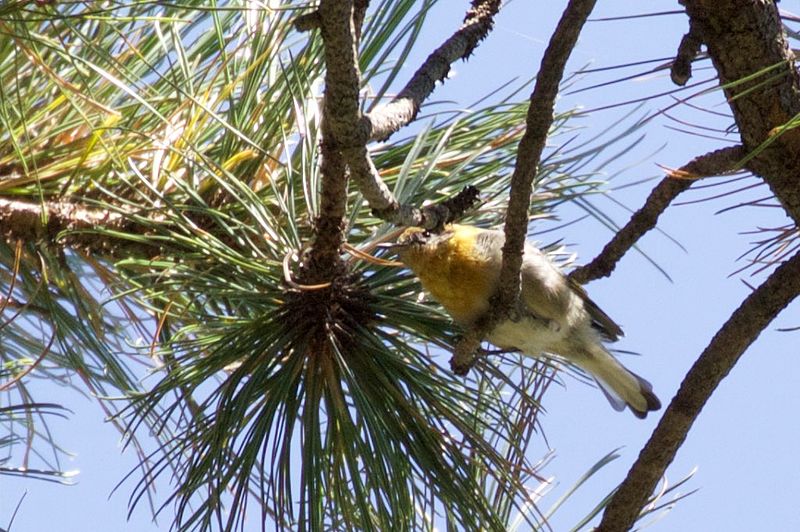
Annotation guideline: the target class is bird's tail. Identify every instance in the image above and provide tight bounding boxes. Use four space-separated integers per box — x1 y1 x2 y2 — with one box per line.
581 346 661 419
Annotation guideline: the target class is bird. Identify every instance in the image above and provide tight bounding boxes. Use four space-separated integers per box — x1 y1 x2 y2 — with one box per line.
390 224 661 418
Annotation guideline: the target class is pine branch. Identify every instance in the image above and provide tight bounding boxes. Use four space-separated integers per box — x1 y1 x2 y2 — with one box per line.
451 0 598 372
680 0 800 226
306 0 359 282
308 0 483 233
360 0 502 142
595 4 800 523
0 197 146 253
570 145 745 284
597 249 800 532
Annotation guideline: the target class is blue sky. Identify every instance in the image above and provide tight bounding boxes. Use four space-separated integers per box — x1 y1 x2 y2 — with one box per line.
4 1 799 531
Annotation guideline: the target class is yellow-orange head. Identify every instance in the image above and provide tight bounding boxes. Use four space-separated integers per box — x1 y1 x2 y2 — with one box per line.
394 225 499 325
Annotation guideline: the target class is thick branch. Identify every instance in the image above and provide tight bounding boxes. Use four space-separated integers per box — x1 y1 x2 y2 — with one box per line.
451 0 598 372
0 197 143 253
0 197 122 238
360 0 502 142
597 249 800 531
570 145 744 284
312 0 481 230
681 0 800 226
295 1 367 35
306 0 359 282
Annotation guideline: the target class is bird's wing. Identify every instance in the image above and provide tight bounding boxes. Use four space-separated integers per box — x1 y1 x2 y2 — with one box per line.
488 236 623 341
518 246 574 322
567 277 624 341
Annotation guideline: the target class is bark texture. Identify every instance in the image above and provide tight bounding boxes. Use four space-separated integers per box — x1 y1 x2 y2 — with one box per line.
0 197 146 254
305 0 358 283
683 1 800 224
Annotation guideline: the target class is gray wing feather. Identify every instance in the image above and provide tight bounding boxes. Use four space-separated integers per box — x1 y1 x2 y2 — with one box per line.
478 231 622 341
568 277 624 341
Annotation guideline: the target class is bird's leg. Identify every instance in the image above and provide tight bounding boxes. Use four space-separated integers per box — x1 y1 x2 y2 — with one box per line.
450 331 483 375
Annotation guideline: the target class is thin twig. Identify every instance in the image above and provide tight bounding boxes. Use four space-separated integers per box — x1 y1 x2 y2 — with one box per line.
451 0 599 372
0 327 56 392
353 0 369 43
361 0 503 142
671 18 703 86
597 249 800 532
345 146 480 229
569 145 745 284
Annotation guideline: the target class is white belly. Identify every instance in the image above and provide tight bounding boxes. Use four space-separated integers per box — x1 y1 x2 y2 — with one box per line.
487 316 569 356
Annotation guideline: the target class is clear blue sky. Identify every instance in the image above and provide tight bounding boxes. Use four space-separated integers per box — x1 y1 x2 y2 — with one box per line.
4 1 799 531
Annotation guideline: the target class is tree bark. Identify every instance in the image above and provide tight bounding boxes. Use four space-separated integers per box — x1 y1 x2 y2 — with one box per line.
681 0 800 224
